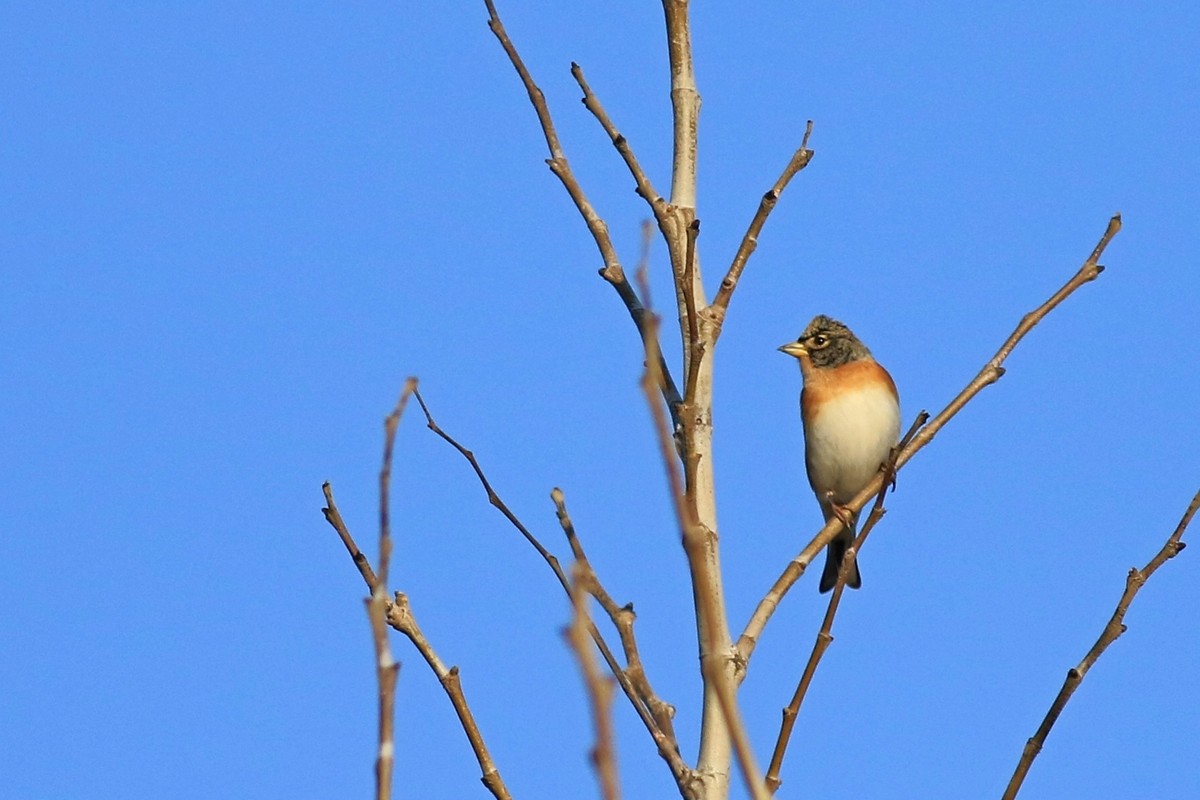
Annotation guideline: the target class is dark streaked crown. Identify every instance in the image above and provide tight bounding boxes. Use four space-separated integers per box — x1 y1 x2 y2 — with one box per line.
794 315 873 368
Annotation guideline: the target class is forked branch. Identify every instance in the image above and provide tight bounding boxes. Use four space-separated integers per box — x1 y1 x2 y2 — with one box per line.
762 414 926 794
414 388 689 783
567 563 623 800
321 379 513 800
322 487 512 800
483 0 683 423
553 487 678 744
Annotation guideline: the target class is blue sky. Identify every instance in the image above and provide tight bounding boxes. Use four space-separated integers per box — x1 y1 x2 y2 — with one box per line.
3 3 1198 799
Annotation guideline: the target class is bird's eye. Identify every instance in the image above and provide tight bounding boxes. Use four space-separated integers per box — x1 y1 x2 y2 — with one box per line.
810 334 828 348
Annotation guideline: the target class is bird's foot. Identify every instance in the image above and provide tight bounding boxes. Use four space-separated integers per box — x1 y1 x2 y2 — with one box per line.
882 448 899 493
825 492 856 529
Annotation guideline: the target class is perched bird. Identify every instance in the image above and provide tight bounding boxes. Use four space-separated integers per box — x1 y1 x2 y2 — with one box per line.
779 315 900 592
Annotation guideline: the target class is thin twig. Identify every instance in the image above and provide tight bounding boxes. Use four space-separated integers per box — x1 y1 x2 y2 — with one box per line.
321 379 513 800
413 388 690 783
711 122 815 330
1001 487 1198 800
552 488 678 743
364 595 399 800
367 378 418 800
682 219 703 409
483 0 684 422
378 379 417 590
322 482 378 591
322 519 513 800
567 562 622 800
635 272 689 532
761 414 925 793
323 487 513 800
738 214 1122 663
571 62 669 227
385 593 514 800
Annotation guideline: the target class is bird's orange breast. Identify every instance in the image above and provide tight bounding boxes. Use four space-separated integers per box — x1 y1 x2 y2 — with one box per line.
800 358 898 420
800 358 901 504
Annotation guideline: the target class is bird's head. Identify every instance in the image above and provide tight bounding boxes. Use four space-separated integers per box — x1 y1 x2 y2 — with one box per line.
778 315 873 369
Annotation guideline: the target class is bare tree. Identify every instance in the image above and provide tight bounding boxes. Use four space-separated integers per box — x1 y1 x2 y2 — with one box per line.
320 4 1195 800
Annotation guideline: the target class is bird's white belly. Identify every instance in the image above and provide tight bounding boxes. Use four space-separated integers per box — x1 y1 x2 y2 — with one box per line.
805 385 901 503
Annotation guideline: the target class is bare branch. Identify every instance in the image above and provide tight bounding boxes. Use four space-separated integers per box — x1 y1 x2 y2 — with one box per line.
660 0 700 210
711 122 815 329
682 219 703 409
703 652 771 800
322 482 378 591
378 378 418 589
570 62 669 226
414 387 557 564
365 594 399 800
1001 486 1198 800
482 0 564 160
738 214 1122 662
656 6 740 794
638 255 737 800
552 487 678 744
368 378 418 800
483 0 683 421
322 484 514 800
386 593 514 800
761 417 924 793
635 273 690 533
414 388 690 784
567 563 622 800
321 379 512 800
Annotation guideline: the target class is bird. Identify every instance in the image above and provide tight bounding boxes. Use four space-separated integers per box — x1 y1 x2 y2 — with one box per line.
779 315 900 593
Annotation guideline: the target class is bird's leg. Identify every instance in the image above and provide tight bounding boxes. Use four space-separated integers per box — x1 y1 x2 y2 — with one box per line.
824 490 855 531
882 446 900 493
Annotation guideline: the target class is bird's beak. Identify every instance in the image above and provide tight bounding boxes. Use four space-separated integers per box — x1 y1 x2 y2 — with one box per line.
778 341 808 359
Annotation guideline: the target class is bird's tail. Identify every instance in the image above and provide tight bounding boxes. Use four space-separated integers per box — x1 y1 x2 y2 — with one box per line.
819 523 861 593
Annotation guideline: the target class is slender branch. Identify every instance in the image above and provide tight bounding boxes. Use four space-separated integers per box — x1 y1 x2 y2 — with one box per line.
483 0 683 423
552 488 678 744
635 268 691 534
368 378 418 800
414 388 690 784
321 380 512 800
658 0 705 392
571 62 669 227
414 387 557 565
738 213 1122 663
322 482 378 591
386 593 513 800
482 0 564 160
378 379 418 589
682 219 703 410
637 220 687 433
322 483 513 800
1001 487 1198 800
365 595 399 800
567 563 622 800
711 121 815 329
761 417 924 793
